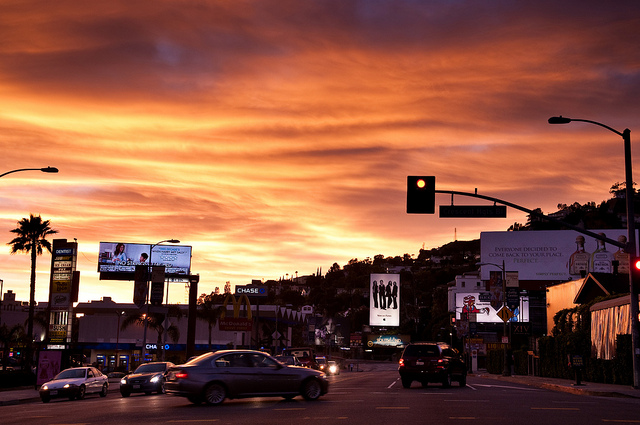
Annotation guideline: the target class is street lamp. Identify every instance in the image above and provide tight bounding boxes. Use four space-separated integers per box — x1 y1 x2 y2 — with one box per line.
115 311 125 370
477 261 510 376
141 239 180 363
549 115 640 389
0 167 58 178
1 166 58 370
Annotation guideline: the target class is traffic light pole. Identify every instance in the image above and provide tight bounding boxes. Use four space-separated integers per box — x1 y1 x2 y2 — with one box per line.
434 189 627 249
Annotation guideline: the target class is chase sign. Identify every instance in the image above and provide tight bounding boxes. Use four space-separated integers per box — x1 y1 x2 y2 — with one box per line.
235 284 267 297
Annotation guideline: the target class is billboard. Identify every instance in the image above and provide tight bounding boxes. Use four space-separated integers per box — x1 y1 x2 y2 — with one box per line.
98 242 192 280
455 292 530 323
369 274 400 327
480 229 631 281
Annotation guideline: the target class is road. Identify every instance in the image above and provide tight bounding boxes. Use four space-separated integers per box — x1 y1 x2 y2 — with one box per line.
1 364 638 425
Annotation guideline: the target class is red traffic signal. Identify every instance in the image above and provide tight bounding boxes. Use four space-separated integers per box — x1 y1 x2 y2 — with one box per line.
407 176 435 214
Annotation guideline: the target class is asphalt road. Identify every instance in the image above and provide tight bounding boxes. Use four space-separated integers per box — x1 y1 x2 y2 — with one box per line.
1 365 639 425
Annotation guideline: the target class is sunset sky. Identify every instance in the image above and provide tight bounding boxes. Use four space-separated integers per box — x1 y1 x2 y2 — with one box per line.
1 0 640 304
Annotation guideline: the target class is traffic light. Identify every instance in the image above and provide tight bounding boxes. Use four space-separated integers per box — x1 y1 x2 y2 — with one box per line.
632 258 640 291
406 176 435 214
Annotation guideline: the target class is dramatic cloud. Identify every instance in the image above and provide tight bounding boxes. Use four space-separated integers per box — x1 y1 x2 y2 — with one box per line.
1 0 639 302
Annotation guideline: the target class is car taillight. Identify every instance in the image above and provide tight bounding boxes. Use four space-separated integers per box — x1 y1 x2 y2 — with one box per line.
399 359 405 367
175 371 188 379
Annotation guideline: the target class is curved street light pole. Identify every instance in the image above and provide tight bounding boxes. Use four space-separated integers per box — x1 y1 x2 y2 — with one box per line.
0 167 58 178
549 116 639 389
1 166 58 369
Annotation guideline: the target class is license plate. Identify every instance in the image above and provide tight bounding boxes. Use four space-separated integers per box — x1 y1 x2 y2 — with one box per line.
50 390 58 395
133 385 141 389
416 361 424 365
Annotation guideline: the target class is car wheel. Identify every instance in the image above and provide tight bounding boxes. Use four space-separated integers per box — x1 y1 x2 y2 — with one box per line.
301 379 322 401
100 384 108 397
41 396 50 403
401 377 412 388
203 383 226 405
158 381 166 394
421 381 429 388
120 391 131 397
76 385 86 400
459 374 467 387
442 373 452 388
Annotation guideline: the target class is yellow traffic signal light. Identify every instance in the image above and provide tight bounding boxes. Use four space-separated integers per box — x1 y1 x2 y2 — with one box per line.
407 176 435 214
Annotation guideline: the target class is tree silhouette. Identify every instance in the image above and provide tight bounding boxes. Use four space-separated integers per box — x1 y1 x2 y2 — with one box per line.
120 306 183 350
197 292 226 350
7 214 58 369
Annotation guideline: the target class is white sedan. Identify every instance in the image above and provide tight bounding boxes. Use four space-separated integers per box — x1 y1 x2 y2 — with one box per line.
39 366 109 403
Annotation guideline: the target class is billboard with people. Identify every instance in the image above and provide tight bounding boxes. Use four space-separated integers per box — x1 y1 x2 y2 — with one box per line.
455 292 530 323
98 242 192 280
369 273 400 327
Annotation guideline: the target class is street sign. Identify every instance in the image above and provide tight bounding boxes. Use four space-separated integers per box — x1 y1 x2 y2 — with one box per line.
439 205 506 218
497 306 514 322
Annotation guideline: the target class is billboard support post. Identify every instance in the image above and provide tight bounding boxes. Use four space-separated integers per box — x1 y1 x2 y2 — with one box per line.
141 239 180 364
477 261 510 377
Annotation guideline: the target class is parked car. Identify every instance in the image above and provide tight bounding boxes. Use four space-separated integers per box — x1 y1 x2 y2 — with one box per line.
166 349 329 405
398 342 467 388
327 360 340 375
274 355 302 366
280 347 317 369
119 362 175 397
39 367 109 403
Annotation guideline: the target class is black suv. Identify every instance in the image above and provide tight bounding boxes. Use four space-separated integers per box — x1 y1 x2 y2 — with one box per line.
398 342 466 388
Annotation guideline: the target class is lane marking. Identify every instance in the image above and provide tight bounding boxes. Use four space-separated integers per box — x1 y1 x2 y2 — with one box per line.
531 407 580 411
376 406 410 410
474 384 540 391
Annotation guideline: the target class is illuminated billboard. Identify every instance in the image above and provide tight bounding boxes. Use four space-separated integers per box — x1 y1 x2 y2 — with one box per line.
98 242 192 280
480 229 631 281
369 274 400 327
455 292 529 323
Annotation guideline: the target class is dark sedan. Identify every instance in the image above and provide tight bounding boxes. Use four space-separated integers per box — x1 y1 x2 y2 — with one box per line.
166 350 329 405
120 362 175 397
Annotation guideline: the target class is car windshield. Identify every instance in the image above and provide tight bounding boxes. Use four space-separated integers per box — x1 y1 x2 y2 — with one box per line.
276 356 295 365
55 369 86 379
404 345 439 357
135 363 167 373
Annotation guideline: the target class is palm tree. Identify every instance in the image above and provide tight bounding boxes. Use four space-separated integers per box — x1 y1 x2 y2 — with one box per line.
197 292 226 350
7 214 58 369
120 306 183 353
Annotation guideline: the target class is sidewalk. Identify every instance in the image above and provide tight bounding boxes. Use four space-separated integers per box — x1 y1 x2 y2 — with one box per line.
473 372 640 399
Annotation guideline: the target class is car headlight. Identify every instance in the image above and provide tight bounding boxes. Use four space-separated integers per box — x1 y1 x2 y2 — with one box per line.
63 384 77 389
120 378 127 384
42 385 48 391
329 365 337 374
150 374 161 383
